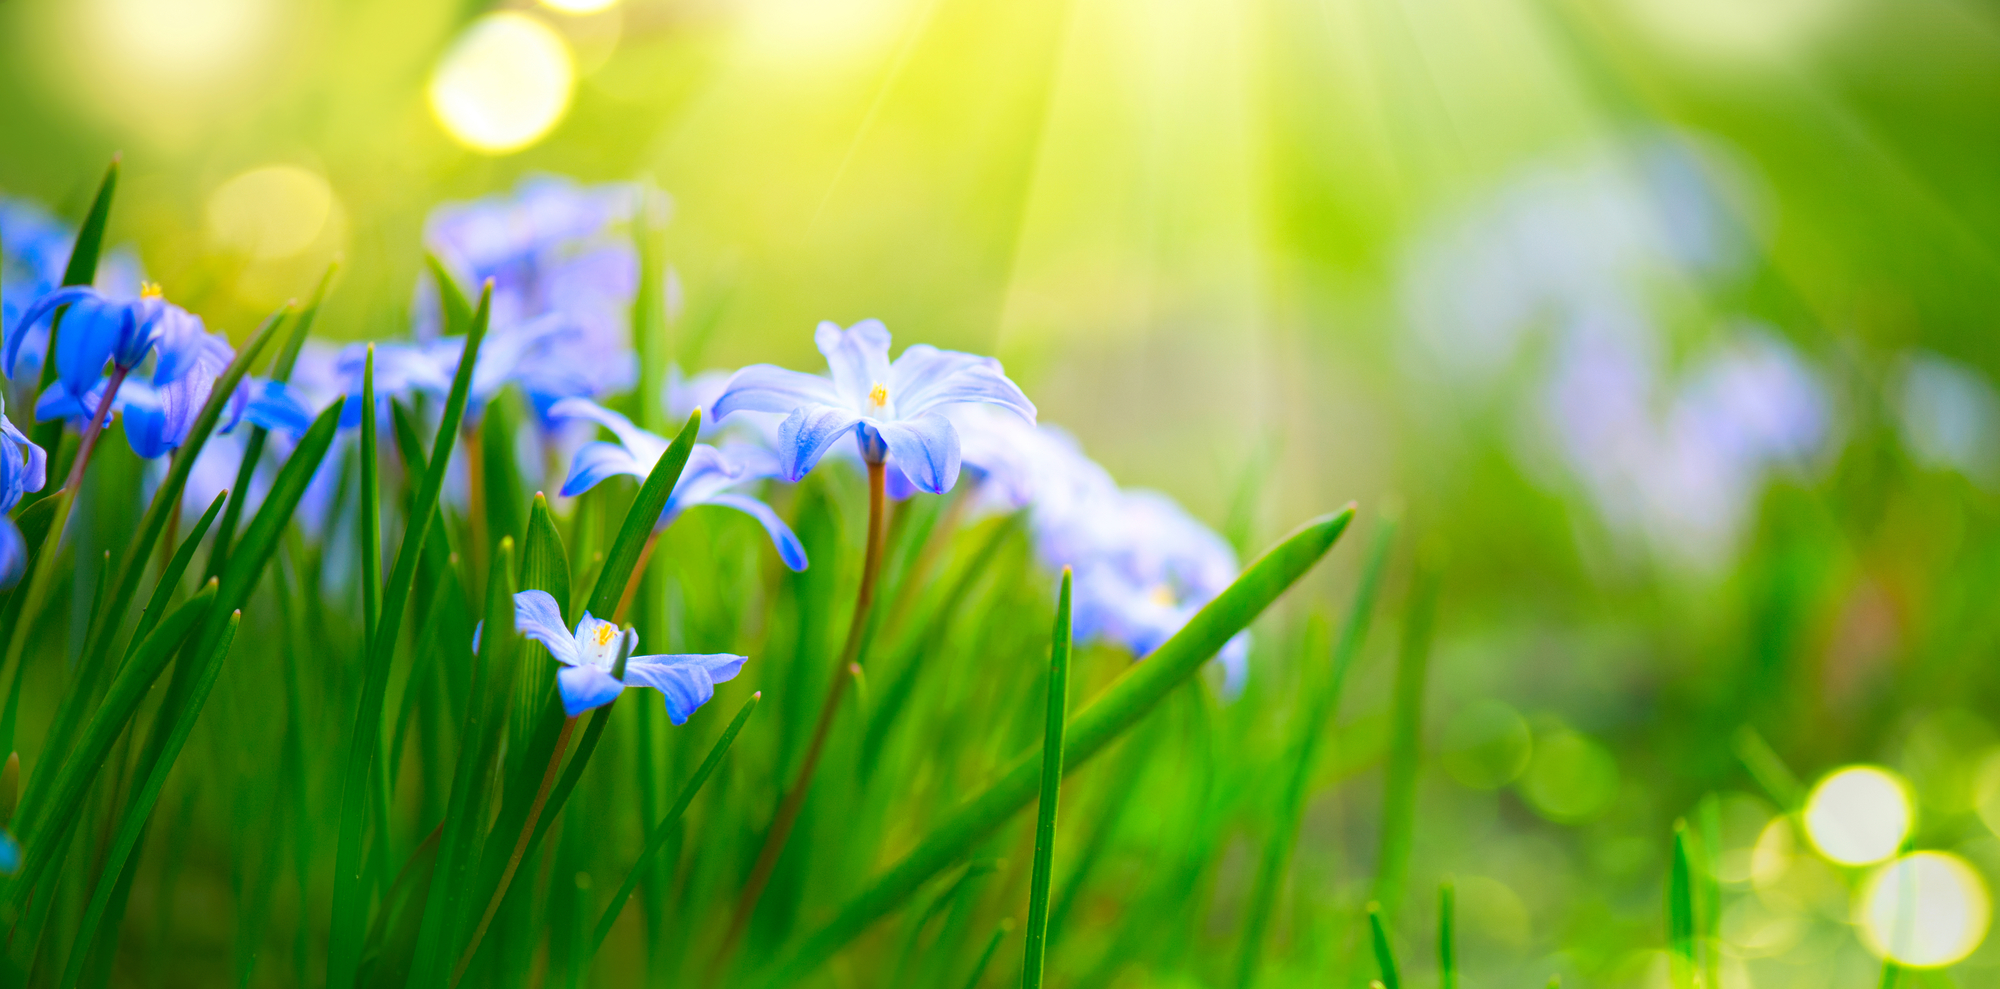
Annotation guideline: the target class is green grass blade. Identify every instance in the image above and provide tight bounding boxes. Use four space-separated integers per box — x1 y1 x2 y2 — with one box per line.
1372 549 1441 913
407 537 519 987
587 410 700 618
1368 902 1401 989
56 609 242 989
211 260 335 575
125 491 228 667
6 581 215 899
361 345 381 651
427 254 474 336
25 157 118 467
1731 726 1804 810
753 506 1355 987
1669 821 1695 989
1696 794 1720 989
1021 569 1071 989
46 301 287 767
479 388 527 556
961 920 1012 989
327 286 491 989
1440 881 1456 989
587 691 761 959
1236 514 1395 988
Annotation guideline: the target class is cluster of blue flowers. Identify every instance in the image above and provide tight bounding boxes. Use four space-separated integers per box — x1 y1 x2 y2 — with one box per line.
0 175 1255 722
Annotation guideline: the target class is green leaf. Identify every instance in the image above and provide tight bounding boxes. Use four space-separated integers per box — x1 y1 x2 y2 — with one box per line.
1440 881 1457 989
26 157 118 467
406 537 519 987
959 921 1012 989
427 254 474 337
1373 547 1440 913
1237 514 1395 989
328 285 491 989
57 609 243 989
210 259 336 575
1669 821 1696 989
1020 569 1071 989
126 491 228 666
588 692 761 961
479 386 527 556
752 505 1356 987
48 300 287 778
1368 902 1401 989
6 581 215 901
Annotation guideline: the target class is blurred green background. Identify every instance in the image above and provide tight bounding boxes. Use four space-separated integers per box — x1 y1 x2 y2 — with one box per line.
8 0 2000 985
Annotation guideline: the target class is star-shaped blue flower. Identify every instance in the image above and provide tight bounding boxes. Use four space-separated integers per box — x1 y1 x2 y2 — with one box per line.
512 590 746 721
548 397 807 572
710 320 1036 493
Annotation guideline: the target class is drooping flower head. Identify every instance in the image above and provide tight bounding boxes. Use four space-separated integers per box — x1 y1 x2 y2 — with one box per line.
7 284 213 422
548 398 807 571
711 320 1037 493
512 589 747 721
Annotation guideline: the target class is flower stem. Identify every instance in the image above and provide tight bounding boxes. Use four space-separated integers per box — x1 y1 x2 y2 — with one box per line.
63 364 130 495
612 530 660 625
451 714 577 986
713 460 888 976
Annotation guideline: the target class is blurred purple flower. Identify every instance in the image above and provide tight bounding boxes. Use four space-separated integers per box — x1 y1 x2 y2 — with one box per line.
512 589 745 721
548 397 806 571
418 176 641 421
711 320 1036 493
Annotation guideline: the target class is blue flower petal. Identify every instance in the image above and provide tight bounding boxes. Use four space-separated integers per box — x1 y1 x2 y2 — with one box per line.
775 404 863 482
890 344 1037 423
711 364 844 421
5 286 93 378
242 380 314 437
814 319 893 410
120 391 176 460
702 492 810 571
547 397 668 463
623 653 747 725
873 412 961 494
513 589 580 666
557 664 625 717
0 518 25 591
53 296 127 404
560 442 648 497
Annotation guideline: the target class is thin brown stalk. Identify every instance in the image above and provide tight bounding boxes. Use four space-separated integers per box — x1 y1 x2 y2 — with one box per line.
450 715 578 986
711 460 889 978
63 364 130 495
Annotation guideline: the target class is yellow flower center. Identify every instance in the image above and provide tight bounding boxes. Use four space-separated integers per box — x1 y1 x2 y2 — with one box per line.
868 382 888 409
140 281 164 299
1149 584 1177 607
595 623 616 647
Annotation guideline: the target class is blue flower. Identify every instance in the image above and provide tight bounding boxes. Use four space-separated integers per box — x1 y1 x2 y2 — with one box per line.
0 398 45 589
7 284 207 421
512 589 746 721
548 398 808 571
2 199 147 377
710 320 1037 493
418 177 641 421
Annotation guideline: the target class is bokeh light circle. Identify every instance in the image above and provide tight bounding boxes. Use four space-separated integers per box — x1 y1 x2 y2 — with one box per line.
206 165 334 259
1441 700 1533 790
1803 766 1911 866
1520 730 1620 823
427 12 575 154
1857 852 1990 968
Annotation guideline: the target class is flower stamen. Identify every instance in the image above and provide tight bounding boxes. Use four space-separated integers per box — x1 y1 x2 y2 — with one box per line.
868 382 888 409
139 281 164 299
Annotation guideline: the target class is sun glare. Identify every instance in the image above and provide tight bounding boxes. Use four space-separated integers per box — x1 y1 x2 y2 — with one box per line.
1802 766 1910 866
428 12 576 154
1857 852 1990 968
206 165 334 259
